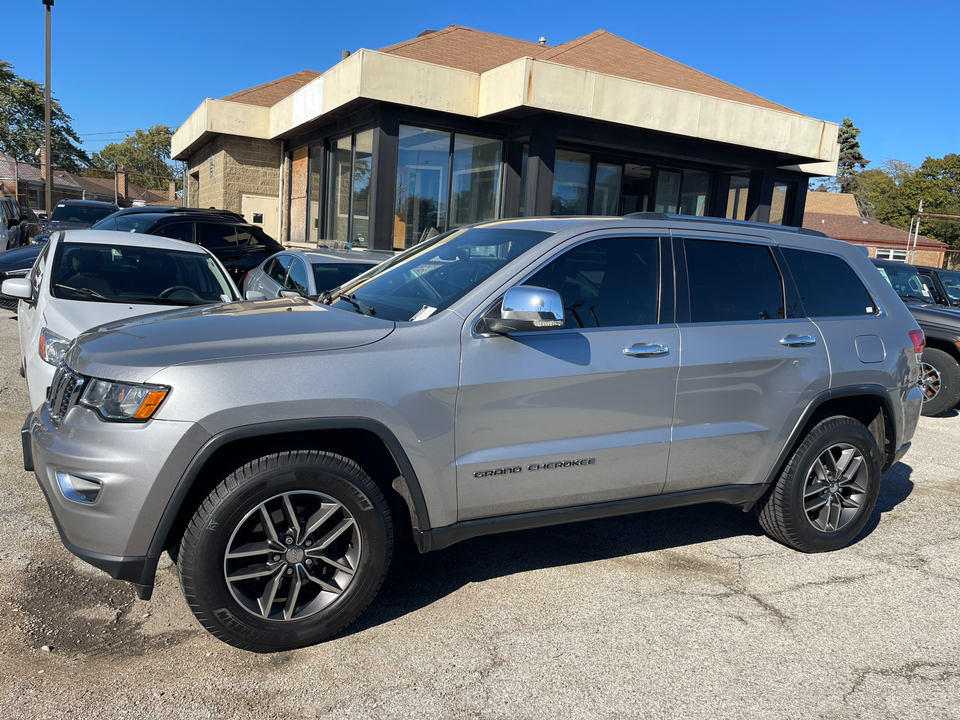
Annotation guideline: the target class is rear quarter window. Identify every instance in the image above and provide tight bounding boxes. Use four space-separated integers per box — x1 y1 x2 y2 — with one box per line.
783 248 876 317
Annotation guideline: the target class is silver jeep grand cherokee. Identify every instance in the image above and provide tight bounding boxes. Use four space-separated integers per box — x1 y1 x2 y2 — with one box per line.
24 214 925 652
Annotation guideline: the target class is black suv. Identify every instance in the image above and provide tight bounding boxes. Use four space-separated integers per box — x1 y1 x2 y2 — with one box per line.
915 265 960 309
872 258 960 415
92 208 282 287
34 199 120 242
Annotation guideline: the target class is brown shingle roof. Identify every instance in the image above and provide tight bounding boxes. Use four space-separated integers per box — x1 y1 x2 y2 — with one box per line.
379 26 549 73
380 26 794 113
222 70 322 107
804 192 861 216
803 212 944 248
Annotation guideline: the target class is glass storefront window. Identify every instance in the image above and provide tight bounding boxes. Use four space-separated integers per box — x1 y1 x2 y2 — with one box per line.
592 163 623 216
770 181 790 225
307 145 323 244
679 170 711 216
621 164 652 214
551 149 590 215
352 130 373 244
450 134 502 228
326 136 352 245
518 144 529 217
727 176 749 221
396 126 451 248
654 170 682 213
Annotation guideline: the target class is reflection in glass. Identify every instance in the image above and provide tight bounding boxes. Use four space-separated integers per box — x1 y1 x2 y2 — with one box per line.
551 150 590 215
352 130 373 245
679 170 712 216
450 134 501 228
395 126 450 249
654 170 682 213
307 145 323 244
621 164 652 214
770 182 790 225
326 136 351 244
518 144 529 216
727 176 749 220
592 163 623 216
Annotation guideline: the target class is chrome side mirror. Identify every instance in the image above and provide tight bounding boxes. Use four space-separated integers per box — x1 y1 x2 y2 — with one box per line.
484 285 565 334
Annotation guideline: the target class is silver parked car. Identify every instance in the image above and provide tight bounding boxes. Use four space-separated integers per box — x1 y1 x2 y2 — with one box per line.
242 249 386 300
23 214 924 651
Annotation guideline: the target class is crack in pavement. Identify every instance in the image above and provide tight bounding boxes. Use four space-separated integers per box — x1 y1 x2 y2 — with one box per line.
844 661 960 703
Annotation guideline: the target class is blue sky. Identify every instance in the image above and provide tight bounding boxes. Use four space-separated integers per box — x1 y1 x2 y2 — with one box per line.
5 0 958 172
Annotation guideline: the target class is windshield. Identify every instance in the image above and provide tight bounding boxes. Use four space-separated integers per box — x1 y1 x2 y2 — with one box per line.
327 227 553 321
50 205 116 224
50 241 237 306
873 263 932 303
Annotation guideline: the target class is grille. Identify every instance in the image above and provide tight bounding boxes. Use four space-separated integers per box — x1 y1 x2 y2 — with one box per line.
47 365 85 426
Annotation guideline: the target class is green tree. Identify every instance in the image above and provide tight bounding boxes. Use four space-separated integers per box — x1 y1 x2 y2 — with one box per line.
0 60 90 171
833 118 871 214
90 125 177 191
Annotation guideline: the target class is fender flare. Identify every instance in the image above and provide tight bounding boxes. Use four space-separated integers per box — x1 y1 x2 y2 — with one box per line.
145 416 434 560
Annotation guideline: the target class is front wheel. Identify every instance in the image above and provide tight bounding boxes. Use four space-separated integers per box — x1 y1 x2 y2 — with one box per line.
178 450 393 652
756 416 881 553
918 347 960 417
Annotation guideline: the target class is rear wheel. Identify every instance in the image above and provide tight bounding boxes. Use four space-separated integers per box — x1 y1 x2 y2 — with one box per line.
756 416 881 553
178 450 392 652
918 347 960 417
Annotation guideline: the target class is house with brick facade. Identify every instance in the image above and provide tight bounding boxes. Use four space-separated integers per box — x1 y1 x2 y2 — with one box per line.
802 192 948 267
172 26 842 251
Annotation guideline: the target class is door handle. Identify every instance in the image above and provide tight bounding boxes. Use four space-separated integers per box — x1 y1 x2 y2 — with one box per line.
779 335 816 347
623 343 669 357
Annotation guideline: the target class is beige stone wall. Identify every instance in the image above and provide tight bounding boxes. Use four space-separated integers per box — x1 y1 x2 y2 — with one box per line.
221 137 281 215
913 249 945 268
186 138 226 210
289 146 309 244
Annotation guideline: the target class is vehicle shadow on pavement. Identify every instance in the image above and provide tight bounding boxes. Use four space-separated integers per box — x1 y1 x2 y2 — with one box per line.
350 467 917 637
348 502 765 637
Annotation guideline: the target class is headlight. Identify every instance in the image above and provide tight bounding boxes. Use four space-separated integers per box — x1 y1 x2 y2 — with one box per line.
79 379 169 421
39 328 72 366
4 268 31 278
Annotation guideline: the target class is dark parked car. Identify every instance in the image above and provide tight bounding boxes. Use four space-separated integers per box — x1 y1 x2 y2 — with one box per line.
0 243 45 309
92 209 281 287
872 258 960 415
915 265 960 309
0 196 29 249
33 199 120 243
243 249 386 300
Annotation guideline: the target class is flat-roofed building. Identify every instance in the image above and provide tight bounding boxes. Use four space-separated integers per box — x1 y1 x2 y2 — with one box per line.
173 26 841 251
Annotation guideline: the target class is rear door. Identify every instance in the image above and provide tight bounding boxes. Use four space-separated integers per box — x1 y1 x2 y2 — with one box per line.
456 234 679 521
663 234 830 493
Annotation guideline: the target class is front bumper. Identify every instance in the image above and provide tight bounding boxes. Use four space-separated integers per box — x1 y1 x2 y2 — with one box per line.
27 403 212 599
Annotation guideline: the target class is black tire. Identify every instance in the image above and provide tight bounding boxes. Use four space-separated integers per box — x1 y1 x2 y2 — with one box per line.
178 450 392 652
756 416 881 553
918 347 960 417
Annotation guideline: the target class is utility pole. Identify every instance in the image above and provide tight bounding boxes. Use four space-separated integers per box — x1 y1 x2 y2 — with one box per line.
43 0 54 216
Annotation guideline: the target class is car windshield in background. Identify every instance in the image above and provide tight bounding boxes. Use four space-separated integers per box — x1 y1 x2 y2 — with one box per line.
873 264 931 303
50 242 236 306
329 227 553 321
50 205 117 224
311 262 377 294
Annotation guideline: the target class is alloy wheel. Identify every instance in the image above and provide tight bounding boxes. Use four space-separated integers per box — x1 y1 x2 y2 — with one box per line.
802 442 868 533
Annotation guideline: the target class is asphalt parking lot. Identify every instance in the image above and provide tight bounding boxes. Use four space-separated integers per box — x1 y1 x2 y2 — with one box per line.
0 306 958 720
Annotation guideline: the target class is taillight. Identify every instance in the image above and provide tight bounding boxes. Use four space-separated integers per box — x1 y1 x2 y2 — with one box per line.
909 329 925 354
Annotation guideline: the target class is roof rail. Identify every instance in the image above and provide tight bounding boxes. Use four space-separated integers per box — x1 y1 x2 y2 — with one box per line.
622 212 828 238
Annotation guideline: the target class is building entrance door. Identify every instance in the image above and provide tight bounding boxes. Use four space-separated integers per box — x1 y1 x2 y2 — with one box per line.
241 194 279 239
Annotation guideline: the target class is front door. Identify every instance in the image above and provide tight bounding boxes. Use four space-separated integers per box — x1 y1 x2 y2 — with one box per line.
455 235 679 521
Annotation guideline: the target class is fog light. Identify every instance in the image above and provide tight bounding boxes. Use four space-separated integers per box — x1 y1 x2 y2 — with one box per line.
56 471 102 504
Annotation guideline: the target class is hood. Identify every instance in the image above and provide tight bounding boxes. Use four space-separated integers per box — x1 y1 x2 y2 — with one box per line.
45 220 94 232
66 296 396 382
906 301 960 331
45 297 188 342
0 244 43 273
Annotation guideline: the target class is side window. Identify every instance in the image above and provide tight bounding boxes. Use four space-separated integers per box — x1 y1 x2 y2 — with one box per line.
199 223 240 250
266 256 292 284
782 248 876 317
155 222 195 244
286 258 308 295
526 236 660 329
684 238 783 322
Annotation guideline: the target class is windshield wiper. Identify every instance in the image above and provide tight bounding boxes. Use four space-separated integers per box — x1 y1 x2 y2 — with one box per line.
337 293 376 316
54 283 122 302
